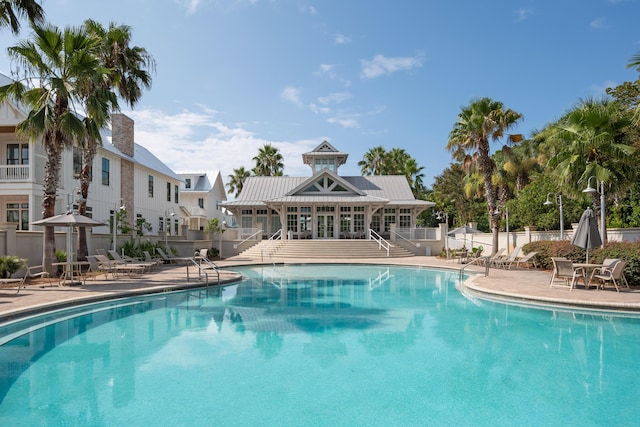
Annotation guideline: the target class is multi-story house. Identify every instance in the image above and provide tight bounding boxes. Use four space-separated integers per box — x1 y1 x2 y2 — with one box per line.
0 75 182 255
177 171 229 232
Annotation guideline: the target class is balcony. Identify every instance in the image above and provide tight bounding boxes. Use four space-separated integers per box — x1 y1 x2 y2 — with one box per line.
0 165 29 181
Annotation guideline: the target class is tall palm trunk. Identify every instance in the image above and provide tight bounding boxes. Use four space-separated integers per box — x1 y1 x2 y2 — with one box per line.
77 142 97 261
42 139 63 274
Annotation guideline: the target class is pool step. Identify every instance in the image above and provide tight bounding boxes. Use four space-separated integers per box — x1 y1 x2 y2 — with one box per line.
239 240 414 259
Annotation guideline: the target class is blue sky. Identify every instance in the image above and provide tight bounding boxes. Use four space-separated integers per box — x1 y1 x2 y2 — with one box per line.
1 0 639 192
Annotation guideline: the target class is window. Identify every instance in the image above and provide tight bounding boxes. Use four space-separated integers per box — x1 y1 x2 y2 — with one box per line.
6 202 29 230
166 182 171 202
158 217 164 233
287 214 298 232
73 147 82 176
174 185 179 204
314 158 335 172
101 158 110 186
185 178 191 189
6 143 28 165
148 175 154 197
198 198 204 209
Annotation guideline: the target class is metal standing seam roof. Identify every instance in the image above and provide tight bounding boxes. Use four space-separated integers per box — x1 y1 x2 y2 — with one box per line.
102 134 181 181
223 174 434 208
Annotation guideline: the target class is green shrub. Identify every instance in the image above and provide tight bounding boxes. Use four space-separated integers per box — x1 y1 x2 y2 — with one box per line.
0 256 26 278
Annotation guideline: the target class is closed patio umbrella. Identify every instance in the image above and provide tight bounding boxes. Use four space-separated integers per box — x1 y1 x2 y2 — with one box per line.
571 207 602 263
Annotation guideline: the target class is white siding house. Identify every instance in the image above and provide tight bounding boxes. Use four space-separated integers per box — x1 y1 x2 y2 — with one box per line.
178 171 228 231
0 76 181 241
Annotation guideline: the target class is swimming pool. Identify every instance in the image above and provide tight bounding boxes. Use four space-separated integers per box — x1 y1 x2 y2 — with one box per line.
1 264 639 426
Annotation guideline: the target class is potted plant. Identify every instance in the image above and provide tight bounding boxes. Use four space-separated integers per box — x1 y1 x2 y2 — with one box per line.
0 256 26 278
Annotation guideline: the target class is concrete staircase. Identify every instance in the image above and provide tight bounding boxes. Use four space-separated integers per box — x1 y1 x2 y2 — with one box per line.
238 239 414 259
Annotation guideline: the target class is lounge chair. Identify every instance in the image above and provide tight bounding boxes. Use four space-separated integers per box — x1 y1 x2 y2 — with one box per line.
591 259 630 293
143 251 164 267
549 258 586 290
515 251 538 269
484 248 505 267
495 246 521 269
95 254 146 278
108 250 155 272
156 247 178 263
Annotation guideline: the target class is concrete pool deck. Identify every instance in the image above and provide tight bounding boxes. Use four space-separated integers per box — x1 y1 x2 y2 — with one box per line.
1 255 640 323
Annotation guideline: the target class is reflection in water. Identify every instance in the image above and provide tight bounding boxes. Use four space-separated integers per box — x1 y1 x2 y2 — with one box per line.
0 265 639 426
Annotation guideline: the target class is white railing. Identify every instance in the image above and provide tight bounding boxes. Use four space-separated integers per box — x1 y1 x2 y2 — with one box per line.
262 229 282 261
396 227 438 240
0 165 29 181
269 229 282 240
368 229 390 256
390 230 418 247
233 228 262 249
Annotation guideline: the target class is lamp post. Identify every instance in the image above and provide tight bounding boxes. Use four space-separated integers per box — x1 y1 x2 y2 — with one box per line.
435 211 449 257
112 199 125 252
219 220 226 259
164 207 176 252
582 176 605 247
494 205 510 250
543 193 564 240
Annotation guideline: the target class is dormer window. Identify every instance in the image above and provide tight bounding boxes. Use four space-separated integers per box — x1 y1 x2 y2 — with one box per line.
314 158 335 173
185 178 191 189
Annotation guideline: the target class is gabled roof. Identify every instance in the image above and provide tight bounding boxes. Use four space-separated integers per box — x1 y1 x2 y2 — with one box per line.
223 174 434 208
285 168 364 196
302 140 348 168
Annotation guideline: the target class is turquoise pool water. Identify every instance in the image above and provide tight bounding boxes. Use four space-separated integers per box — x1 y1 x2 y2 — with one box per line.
1 264 639 426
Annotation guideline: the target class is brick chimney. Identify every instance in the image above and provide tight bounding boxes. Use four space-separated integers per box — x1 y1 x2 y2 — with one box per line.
111 114 134 157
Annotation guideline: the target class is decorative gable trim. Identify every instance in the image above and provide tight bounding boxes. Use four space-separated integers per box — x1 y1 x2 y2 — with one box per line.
286 169 365 196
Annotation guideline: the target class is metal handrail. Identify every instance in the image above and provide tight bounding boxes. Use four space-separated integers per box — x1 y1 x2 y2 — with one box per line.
459 256 490 281
187 257 220 286
368 229 390 256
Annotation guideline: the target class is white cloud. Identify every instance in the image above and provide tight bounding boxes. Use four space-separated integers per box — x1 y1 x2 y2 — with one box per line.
360 54 424 79
590 17 608 29
125 107 317 190
328 116 359 128
308 103 331 114
513 8 533 22
176 0 202 15
335 34 352 44
280 86 303 106
318 92 352 105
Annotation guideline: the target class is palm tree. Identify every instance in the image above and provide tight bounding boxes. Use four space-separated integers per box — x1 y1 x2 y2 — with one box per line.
252 143 284 176
0 23 107 273
626 51 640 123
227 167 251 198
358 146 387 175
447 97 523 254
546 97 636 243
0 0 44 34
75 20 155 261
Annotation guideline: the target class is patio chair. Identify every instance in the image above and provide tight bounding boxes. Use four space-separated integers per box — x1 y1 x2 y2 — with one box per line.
549 258 586 290
515 251 538 269
591 259 630 293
